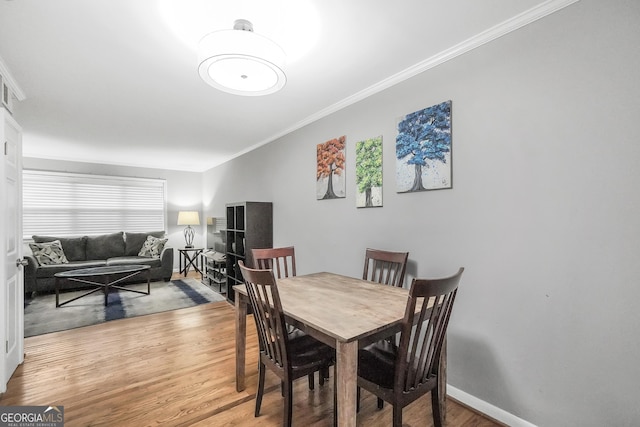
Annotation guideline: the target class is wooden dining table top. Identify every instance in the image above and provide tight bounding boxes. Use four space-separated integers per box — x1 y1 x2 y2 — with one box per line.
233 271 412 343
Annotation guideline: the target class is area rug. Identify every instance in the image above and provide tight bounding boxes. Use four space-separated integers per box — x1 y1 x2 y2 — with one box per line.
24 278 227 337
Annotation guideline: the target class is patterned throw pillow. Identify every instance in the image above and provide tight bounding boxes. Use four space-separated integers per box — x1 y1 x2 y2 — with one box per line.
29 240 69 265
138 235 168 258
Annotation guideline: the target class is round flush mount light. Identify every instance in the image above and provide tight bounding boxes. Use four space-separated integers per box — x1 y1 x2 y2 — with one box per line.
198 19 286 96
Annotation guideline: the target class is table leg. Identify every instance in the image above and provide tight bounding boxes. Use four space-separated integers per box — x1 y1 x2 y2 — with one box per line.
55 277 62 307
181 250 203 276
235 292 248 392
104 274 110 306
184 253 191 276
438 335 447 423
336 340 357 427
187 251 202 275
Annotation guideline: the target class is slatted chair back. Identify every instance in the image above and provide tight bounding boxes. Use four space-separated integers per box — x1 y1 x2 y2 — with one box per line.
395 268 464 414
253 246 297 279
252 245 331 391
362 248 409 287
238 261 334 427
238 261 289 373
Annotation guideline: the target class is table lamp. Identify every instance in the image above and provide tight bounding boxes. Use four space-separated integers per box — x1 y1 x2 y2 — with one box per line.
177 211 200 248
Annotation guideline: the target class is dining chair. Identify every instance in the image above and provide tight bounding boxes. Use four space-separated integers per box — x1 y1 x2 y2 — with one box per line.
238 261 335 427
362 248 409 287
356 267 464 427
361 248 410 408
252 246 332 387
252 246 327 387
252 246 296 279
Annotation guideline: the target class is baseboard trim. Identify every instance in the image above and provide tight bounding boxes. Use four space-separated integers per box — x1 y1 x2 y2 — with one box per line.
447 385 538 427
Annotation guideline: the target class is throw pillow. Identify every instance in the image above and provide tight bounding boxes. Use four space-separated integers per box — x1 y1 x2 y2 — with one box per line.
29 240 69 265
138 235 168 258
124 231 165 256
32 235 87 261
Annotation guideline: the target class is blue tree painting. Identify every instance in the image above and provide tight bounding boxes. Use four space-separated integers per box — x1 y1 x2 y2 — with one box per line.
396 100 452 192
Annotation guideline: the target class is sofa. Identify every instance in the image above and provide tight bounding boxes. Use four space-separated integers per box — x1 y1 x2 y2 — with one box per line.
24 231 174 296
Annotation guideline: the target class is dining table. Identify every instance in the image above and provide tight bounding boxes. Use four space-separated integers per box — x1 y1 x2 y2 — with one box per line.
233 271 446 427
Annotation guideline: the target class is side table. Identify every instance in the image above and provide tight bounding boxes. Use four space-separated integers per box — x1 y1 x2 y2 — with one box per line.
178 248 204 277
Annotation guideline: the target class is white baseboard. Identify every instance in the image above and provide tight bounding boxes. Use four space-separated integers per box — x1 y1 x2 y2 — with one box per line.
447 385 538 427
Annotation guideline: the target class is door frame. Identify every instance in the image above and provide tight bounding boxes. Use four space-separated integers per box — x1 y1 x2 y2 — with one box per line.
1 108 24 393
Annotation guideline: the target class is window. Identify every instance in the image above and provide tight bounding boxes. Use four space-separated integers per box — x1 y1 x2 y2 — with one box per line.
23 170 166 239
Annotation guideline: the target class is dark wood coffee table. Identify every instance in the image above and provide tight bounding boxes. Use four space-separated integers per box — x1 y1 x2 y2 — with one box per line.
54 264 151 307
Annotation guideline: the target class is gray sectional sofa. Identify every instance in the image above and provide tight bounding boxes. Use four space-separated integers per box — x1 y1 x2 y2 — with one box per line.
24 231 174 296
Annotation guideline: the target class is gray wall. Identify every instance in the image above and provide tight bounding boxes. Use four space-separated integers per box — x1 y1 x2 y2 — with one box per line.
203 1 640 425
22 157 204 271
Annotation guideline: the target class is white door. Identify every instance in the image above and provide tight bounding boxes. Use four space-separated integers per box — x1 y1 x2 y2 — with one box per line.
1 109 23 393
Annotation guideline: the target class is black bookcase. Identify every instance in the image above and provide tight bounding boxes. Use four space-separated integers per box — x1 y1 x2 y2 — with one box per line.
224 201 273 304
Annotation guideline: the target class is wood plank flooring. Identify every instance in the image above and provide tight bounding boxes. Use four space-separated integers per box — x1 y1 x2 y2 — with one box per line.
2 273 504 426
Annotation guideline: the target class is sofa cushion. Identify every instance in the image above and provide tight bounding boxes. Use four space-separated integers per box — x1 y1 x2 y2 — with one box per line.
29 240 69 265
107 256 162 268
32 235 87 261
86 232 125 260
124 231 165 256
36 260 107 277
138 235 168 258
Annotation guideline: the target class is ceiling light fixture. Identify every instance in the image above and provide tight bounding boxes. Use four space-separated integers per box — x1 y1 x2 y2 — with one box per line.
198 19 286 96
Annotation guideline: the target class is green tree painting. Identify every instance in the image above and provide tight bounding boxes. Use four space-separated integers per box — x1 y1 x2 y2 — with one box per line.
356 136 383 207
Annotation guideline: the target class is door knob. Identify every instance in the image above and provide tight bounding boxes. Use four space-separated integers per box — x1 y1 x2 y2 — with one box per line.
16 258 29 267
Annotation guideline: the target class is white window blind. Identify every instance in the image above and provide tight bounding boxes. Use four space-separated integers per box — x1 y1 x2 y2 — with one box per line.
23 170 166 239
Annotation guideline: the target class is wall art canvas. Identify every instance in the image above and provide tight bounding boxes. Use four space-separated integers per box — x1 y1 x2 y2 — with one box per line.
356 136 383 208
396 100 452 192
317 135 346 200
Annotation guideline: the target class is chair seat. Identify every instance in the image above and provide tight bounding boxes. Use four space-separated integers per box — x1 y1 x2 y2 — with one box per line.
289 334 334 370
286 326 307 340
358 340 398 389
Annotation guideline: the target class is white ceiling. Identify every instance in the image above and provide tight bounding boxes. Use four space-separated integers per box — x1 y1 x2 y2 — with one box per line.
0 0 570 172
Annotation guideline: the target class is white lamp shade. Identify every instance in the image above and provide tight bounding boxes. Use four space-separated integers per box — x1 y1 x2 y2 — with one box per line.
198 28 286 96
177 211 200 226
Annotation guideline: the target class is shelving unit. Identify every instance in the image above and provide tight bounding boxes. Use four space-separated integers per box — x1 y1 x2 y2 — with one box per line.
201 253 226 293
224 202 273 304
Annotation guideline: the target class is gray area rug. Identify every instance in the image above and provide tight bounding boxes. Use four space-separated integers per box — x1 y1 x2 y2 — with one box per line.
24 278 227 337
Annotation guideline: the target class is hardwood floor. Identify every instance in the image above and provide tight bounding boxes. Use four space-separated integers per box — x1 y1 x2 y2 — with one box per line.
2 272 504 426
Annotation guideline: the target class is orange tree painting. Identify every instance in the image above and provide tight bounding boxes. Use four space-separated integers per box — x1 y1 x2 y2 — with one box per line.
316 135 346 199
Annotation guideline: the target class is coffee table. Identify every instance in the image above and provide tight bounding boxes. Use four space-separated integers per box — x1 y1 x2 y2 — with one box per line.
54 264 151 307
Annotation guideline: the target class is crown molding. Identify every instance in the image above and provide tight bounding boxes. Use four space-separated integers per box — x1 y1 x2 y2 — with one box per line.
299 0 580 128
215 0 580 169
